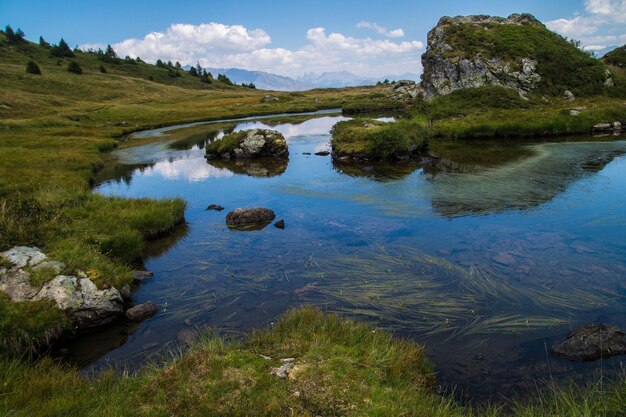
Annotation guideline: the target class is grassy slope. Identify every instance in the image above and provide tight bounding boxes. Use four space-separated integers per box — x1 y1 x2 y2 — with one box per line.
2 308 625 417
602 45 626 68
0 33 373 350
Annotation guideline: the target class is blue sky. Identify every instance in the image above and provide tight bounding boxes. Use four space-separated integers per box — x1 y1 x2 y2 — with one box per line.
2 0 625 77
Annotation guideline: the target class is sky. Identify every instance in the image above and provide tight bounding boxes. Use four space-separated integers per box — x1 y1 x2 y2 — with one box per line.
2 0 625 78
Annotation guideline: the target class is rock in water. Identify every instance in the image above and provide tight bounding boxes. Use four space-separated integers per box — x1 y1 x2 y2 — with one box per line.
206 204 225 211
206 129 288 160
132 270 153 282
274 219 285 229
552 323 626 361
226 208 276 231
126 301 158 321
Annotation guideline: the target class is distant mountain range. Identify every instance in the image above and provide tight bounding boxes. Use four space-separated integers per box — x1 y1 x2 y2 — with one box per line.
296 71 420 88
190 66 420 91
592 45 620 58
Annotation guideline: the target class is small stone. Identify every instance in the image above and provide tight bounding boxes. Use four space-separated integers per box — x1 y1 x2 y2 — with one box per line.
206 204 224 211
493 252 516 266
177 328 196 345
226 207 276 231
32 261 65 274
314 151 330 156
184 318 192 326
274 219 285 229
563 90 575 101
132 270 153 282
125 301 158 321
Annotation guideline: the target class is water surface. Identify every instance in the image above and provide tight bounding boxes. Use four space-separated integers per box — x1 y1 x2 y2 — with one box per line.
81 112 626 403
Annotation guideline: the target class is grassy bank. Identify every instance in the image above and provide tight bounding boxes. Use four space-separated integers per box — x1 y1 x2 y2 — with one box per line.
1 308 625 416
422 87 626 139
0 32 378 350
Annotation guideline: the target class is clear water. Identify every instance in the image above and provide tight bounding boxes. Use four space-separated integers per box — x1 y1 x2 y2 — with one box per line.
75 111 626 403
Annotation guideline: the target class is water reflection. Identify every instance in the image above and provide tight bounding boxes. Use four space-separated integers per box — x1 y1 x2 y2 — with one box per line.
85 112 626 403
428 141 626 217
207 157 288 178
332 159 421 181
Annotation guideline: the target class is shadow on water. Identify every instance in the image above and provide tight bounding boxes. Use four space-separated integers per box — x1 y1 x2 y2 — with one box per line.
78 111 626 404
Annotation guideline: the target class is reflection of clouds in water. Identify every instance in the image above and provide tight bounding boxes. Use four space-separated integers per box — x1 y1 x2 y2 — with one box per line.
235 116 349 139
144 157 233 182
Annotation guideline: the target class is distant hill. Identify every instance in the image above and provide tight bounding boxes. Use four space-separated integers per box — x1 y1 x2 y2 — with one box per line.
592 45 620 58
297 71 421 88
602 45 626 68
203 67 314 91
421 13 610 98
196 67 421 90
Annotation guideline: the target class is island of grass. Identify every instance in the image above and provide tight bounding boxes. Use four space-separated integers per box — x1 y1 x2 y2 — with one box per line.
331 119 428 161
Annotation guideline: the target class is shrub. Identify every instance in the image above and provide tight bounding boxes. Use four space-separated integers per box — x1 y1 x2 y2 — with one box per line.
25 61 41 75
99 65 106 73
67 61 82 74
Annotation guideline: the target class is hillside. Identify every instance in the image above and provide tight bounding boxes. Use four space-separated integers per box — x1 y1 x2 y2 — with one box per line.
603 45 626 68
421 14 611 98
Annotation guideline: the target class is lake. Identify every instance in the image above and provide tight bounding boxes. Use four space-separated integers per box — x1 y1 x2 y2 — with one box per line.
69 111 626 403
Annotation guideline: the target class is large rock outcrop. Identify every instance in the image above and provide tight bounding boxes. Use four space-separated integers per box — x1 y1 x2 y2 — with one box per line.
206 129 288 160
421 13 610 99
0 246 123 328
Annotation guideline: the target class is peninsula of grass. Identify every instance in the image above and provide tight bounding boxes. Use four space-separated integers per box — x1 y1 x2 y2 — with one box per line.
2 308 625 417
331 119 428 160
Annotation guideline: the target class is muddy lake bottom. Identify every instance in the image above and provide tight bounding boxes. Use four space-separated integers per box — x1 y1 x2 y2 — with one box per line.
61 111 626 404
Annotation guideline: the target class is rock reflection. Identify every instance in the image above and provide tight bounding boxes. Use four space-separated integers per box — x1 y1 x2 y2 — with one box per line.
206 157 288 178
332 159 421 181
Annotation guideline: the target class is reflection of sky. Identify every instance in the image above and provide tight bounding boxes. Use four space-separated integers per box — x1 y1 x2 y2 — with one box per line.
234 116 349 139
144 155 233 182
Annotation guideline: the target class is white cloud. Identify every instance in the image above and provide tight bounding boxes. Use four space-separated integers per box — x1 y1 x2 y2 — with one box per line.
81 22 424 78
356 21 405 38
546 0 626 46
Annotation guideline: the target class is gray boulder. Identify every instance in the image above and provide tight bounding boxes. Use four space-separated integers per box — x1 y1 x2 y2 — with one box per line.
226 208 276 231
1 247 123 328
1 246 47 268
421 14 543 99
552 323 626 361
206 129 288 160
126 301 158 321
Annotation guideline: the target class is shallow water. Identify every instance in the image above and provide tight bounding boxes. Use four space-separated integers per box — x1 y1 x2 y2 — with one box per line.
78 111 626 403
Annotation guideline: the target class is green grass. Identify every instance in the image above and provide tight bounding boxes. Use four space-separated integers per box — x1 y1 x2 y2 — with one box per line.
331 119 428 160
0 293 70 354
407 85 626 139
1 308 625 416
205 130 247 155
602 45 626 68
